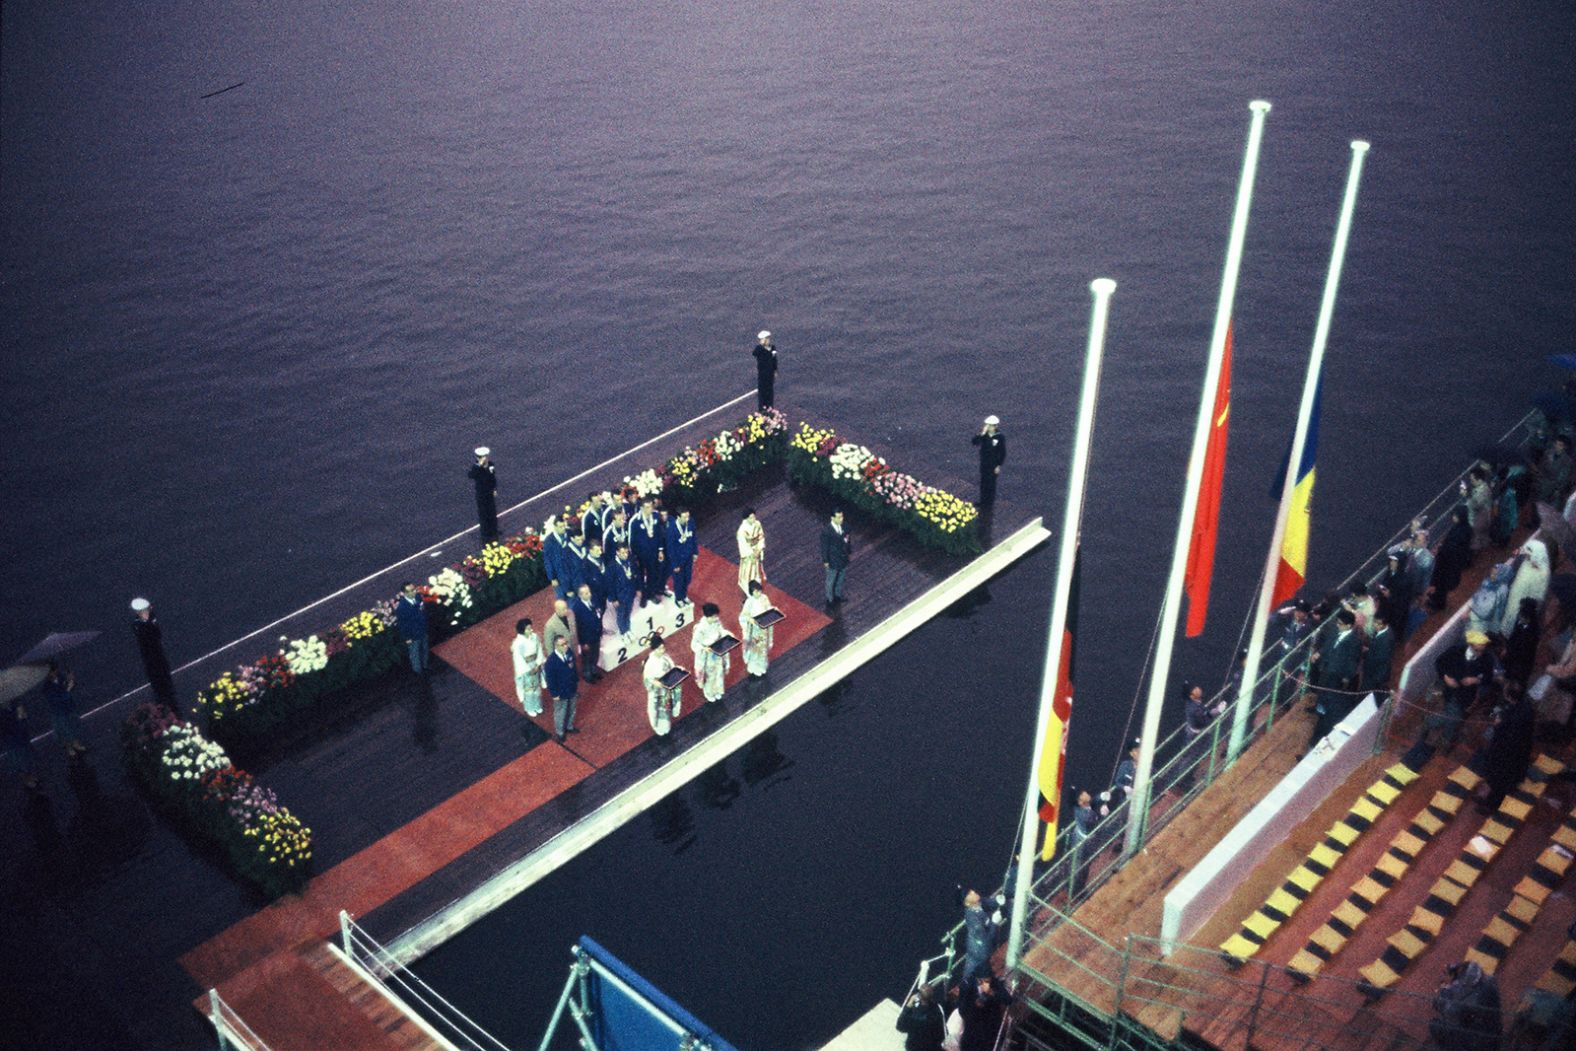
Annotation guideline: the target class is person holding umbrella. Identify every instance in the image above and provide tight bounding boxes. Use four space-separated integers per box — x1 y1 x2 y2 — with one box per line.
130 598 178 711
42 662 87 759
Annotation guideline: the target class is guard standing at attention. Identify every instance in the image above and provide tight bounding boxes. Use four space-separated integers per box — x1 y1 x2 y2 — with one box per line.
469 447 499 541
130 597 178 710
972 415 1007 508
752 330 778 410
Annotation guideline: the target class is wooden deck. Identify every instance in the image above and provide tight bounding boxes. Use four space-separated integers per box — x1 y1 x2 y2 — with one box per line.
1016 517 1576 1051
0 398 1046 1049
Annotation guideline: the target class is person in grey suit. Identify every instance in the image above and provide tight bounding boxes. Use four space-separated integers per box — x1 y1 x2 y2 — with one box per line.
820 508 852 608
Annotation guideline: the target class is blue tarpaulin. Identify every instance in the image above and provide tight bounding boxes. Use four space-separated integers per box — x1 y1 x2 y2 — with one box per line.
580 936 740 1051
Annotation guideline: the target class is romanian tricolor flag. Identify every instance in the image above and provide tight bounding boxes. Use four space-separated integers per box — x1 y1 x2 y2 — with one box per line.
1272 385 1322 606
1183 326 1234 637
1037 554 1080 860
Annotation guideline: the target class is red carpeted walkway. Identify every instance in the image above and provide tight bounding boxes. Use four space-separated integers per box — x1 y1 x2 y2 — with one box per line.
181 547 829 1047
435 546 826 765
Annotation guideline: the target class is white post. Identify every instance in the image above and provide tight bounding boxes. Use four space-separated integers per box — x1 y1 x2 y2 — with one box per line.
208 989 231 1051
339 909 354 959
1228 140 1370 759
1125 101 1272 857
1005 277 1116 970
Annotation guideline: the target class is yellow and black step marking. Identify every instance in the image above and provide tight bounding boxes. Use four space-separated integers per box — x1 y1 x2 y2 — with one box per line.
1356 763 1559 998
1534 937 1576 998
1463 893 1539 975
1219 763 1419 965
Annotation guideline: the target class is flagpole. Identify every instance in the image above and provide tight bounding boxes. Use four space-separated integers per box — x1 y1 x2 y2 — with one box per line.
1228 140 1370 760
1125 100 1271 858
1005 277 1116 972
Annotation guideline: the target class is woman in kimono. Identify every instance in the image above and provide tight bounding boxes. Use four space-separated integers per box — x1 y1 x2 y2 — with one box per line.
690 602 730 703
741 579 774 678
511 617 545 716
642 634 682 735
736 508 766 596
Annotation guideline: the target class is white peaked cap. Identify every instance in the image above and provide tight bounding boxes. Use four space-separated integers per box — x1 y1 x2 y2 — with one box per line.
984 414 1000 426
757 330 771 340
130 597 151 611
475 446 490 457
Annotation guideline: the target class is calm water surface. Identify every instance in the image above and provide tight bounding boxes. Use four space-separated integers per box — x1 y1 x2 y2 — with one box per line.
4 1 1574 1047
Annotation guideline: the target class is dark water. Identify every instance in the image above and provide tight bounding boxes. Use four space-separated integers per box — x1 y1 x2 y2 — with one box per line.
4 1 1574 1048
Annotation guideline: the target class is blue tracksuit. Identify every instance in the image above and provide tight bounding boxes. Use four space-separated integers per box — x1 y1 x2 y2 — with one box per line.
666 518 698 605
609 557 638 634
543 530 573 599
630 511 665 603
583 555 609 609
561 540 588 597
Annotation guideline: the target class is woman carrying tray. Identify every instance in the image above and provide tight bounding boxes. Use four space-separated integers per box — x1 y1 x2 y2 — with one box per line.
691 602 735 703
741 580 778 678
642 634 684 735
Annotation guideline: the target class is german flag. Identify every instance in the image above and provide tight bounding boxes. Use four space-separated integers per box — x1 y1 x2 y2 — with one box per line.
1038 553 1080 860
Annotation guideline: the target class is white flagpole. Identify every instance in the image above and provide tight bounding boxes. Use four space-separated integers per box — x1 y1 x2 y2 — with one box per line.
1124 100 1271 858
1228 140 1370 760
1005 278 1116 971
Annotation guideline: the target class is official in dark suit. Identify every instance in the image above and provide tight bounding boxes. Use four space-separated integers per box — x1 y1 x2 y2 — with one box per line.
971 416 1007 508
1362 610 1396 698
543 636 580 743
468 447 499 541
666 509 699 606
752 330 778 410
631 498 666 606
571 584 605 682
820 508 853 607
1309 609 1360 751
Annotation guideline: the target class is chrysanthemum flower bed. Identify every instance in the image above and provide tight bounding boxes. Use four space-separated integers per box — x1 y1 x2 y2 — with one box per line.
787 423 982 554
121 703 311 898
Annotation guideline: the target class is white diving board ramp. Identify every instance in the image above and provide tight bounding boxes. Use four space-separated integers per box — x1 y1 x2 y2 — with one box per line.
817 999 905 1050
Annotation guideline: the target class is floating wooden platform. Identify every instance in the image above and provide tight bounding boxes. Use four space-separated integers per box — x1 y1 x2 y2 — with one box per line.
0 396 1048 1049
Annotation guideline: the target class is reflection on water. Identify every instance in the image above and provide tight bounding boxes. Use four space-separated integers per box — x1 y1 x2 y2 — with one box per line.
648 794 697 854
740 731 793 789
696 761 742 811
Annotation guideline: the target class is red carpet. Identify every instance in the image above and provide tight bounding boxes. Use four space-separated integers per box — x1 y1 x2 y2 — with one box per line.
434 546 831 768
182 547 830 1037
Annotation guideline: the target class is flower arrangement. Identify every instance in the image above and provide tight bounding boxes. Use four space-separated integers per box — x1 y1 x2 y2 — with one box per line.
787 422 982 554
122 703 311 897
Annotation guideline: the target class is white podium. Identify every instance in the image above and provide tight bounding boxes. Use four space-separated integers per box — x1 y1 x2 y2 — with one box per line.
597 595 695 671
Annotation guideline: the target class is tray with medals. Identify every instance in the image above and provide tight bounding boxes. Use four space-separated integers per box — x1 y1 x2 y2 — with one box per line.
658 666 690 689
708 633 741 655
752 607 786 628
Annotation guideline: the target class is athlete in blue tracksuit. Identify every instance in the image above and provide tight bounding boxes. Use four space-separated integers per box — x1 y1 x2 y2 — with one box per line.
666 509 698 606
608 544 639 638
630 500 666 606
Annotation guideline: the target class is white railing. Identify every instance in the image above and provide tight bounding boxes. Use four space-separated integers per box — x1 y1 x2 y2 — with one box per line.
338 911 510 1051
206 989 273 1051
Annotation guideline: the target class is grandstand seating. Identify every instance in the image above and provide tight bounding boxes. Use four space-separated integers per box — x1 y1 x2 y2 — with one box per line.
1219 763 1420 964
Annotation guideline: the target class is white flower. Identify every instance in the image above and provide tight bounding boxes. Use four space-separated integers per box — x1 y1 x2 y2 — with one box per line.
714 429 741 460
622 469 663 498
830 443 877 481
282 635 329 675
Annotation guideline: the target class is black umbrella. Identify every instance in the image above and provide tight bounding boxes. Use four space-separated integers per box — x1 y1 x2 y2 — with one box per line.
1548 573 1576 611
1536 504 1576 566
